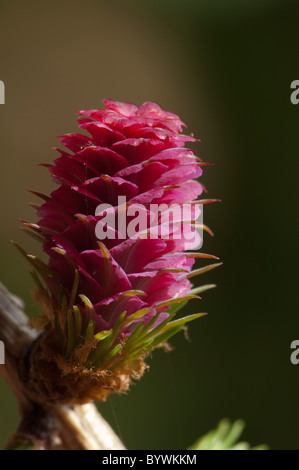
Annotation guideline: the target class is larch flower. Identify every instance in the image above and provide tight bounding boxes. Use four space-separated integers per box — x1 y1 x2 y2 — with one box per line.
16 100 220 404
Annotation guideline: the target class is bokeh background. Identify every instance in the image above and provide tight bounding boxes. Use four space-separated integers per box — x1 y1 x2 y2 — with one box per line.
1 0 299 450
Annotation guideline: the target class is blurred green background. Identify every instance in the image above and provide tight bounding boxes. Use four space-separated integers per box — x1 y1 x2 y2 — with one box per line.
1 0 299 450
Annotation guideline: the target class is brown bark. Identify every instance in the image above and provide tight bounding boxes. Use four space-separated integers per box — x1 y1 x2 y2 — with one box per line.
0 282 125 450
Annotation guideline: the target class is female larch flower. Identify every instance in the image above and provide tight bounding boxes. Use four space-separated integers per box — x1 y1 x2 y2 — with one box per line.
16 100 220 404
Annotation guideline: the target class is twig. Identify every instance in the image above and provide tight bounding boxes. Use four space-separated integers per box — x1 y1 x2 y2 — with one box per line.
0 282 125 450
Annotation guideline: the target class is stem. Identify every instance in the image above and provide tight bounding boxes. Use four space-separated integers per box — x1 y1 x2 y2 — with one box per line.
0 282 125 450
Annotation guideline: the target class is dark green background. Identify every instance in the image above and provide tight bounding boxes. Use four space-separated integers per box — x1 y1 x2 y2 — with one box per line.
0 0 298 450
